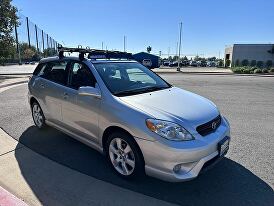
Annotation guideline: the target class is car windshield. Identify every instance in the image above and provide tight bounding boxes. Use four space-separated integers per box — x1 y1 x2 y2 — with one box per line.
93 62 171 96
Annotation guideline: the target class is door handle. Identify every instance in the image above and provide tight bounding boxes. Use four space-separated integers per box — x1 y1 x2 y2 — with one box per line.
63 92 69 99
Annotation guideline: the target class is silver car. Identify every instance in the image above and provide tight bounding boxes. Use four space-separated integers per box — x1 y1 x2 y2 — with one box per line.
28 53 230 182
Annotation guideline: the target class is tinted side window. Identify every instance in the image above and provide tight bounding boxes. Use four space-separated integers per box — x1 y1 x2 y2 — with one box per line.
41 61 68 85
33 63 46 75
69 62 96 90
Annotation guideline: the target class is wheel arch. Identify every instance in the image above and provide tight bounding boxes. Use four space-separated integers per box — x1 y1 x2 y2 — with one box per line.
30 96 39 106
101 126 145 163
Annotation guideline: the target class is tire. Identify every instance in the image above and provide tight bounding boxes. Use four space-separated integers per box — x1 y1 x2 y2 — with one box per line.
31 101 47 129
106 131 144 179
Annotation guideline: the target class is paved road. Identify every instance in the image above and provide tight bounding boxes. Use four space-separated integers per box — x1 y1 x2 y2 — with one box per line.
0 74 273 206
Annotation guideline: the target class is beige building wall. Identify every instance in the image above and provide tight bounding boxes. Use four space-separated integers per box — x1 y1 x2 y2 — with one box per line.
225 44 274 67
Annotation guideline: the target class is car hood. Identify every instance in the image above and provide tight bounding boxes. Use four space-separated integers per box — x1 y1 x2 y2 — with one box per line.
119 87 219 132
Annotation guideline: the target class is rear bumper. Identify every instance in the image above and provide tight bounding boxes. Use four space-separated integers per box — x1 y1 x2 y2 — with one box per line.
135 117 230 182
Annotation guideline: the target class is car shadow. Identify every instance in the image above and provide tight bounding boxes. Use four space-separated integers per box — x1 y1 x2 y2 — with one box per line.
15 126 274 206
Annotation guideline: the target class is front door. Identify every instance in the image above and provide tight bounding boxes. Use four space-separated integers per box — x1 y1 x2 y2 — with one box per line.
61 60 100 142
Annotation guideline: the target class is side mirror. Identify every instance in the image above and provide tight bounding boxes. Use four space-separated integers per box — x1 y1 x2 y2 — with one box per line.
78 86 101 99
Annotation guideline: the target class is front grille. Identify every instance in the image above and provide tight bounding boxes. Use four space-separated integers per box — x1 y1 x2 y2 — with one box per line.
196 115 221 136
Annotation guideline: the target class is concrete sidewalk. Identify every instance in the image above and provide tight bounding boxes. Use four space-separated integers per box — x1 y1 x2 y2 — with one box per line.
0 65 35 75
0 128 176 206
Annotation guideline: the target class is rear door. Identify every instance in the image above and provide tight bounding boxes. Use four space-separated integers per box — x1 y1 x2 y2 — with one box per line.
36 60 69 125
61 60 100 142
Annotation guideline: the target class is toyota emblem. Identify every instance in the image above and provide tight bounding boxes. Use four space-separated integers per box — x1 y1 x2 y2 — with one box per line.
212 122 217 130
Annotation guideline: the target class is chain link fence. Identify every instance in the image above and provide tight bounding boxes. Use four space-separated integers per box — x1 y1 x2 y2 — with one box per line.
6 13 61 64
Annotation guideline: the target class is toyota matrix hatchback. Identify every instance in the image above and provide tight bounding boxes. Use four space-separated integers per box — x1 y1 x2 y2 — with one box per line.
28 48 230 182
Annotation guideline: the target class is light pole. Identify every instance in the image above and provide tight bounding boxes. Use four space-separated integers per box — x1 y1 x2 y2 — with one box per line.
123 35 126 52
177 22 182 71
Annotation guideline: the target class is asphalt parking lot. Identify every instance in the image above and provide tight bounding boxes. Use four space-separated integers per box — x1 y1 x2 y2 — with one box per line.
0 73 273 206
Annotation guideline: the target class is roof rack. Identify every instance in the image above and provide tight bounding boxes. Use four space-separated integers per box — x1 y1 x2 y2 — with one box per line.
57 46 133 61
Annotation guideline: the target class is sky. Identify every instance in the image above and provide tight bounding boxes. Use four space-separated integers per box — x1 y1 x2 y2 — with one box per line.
12 0 274 58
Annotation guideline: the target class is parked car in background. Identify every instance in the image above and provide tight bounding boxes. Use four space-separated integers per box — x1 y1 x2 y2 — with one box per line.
207 61 216 67
163 61 170 66
183 60 190 66
169 61 184 67
190 61 198 67
200 60 207 67
168 62 176 67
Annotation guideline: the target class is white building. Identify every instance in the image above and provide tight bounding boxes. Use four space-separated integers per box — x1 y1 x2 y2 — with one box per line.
225 44 274 67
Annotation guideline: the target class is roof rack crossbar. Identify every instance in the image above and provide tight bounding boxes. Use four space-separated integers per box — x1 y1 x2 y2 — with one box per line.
57 46 133 60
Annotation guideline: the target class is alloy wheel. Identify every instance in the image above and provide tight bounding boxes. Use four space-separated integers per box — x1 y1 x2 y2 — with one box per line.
32 104 43 128
109 137 135 176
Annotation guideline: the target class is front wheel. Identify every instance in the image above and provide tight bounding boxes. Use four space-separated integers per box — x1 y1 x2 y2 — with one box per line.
106 132 144 179
31 102 46 129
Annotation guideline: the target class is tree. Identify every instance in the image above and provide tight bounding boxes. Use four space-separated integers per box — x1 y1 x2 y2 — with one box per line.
225 59 231 67
218 60 224 67
43 48 56 57
172 55 178 62
207 57 217 61
146 46 152 53
0 0 19 64
19 43 37 60
182 56 188 61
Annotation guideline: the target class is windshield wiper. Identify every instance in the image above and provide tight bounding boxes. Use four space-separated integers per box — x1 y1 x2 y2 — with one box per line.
114 86 169 97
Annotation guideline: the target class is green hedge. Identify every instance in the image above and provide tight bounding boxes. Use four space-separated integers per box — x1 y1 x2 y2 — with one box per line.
231 66 271 74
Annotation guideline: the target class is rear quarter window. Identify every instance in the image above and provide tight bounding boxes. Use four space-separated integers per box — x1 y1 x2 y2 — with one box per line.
33 63 46 76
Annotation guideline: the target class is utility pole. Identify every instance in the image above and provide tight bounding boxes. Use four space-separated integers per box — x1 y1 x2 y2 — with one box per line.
26 17 31 48
177 22 182 71
102 42 104 50
42 30 45 57
14 24 21 65
168 47 170 60
35 25 39 52
176 42 178 57
123 35 126 52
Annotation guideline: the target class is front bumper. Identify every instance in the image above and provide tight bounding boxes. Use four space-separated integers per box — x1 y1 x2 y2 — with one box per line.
135 117 230 182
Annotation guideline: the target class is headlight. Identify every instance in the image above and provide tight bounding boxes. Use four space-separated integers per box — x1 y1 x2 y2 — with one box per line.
146 119 194 141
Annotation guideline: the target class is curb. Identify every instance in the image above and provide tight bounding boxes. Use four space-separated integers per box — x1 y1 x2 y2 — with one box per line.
0 80 28 89
0 73 32 76
0 186 28 206
154 71 274 77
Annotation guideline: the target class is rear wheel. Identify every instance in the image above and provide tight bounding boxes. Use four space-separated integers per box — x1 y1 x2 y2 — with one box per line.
31 102 46 129
106 131 144 179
